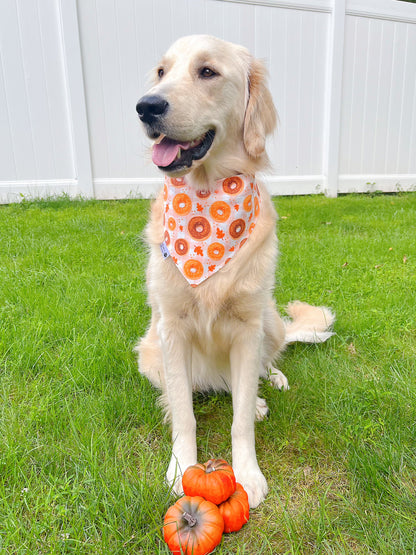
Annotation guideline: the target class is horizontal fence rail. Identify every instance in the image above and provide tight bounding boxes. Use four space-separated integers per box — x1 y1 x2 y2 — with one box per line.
0 0 415 203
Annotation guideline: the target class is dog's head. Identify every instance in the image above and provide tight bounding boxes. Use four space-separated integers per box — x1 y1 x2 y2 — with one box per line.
136 35 277 183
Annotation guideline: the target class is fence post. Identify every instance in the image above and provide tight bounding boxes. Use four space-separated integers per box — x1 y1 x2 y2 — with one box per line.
58 0 94 198
323 0 346 197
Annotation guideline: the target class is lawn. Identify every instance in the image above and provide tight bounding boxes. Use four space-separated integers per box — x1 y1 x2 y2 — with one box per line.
0 193 415 554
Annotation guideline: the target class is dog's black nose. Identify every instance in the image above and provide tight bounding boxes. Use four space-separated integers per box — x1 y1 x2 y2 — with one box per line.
136 95 169 124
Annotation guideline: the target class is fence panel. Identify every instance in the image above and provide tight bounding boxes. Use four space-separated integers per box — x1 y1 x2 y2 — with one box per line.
0 0 81 203
339 3 416 193
0 0 415 203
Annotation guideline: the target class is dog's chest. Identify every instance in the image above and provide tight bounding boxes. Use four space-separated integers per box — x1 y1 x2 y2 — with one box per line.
177 286 257 354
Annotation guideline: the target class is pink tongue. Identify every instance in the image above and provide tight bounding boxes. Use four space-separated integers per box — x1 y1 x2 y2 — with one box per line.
152 137 191 167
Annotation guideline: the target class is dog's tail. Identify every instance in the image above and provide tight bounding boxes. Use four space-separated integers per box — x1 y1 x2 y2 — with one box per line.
284 301 335 345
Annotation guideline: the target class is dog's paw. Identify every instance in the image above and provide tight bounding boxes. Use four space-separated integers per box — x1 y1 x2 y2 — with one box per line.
268 367 289 391
234 465 268 508
166 462 184 495
166 454 195 495
171 477 184 495
166 447 198 495
168 473 184 495
255 397 269 421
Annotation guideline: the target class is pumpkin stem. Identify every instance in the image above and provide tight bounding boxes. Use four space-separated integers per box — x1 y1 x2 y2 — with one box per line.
182 511 197 527
205 459 217 473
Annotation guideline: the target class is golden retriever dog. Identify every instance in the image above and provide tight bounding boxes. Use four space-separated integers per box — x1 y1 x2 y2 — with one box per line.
135 35 334 508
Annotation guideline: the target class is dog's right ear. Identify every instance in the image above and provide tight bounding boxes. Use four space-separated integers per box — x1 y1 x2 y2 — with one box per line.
243 59 277 159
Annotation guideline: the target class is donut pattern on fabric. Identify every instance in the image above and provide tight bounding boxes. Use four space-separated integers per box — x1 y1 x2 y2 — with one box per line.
162 174 261 286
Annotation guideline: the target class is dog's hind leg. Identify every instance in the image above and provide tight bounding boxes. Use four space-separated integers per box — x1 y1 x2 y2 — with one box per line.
267 367 290 390
261 299 290 390
255 396 269 421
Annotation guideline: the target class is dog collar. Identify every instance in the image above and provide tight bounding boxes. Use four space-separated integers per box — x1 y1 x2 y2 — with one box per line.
161 174 260 286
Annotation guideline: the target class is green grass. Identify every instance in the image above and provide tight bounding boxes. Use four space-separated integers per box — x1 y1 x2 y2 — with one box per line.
0 193 415 553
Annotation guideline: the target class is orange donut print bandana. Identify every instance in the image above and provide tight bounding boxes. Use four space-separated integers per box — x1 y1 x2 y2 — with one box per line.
161 174 260 286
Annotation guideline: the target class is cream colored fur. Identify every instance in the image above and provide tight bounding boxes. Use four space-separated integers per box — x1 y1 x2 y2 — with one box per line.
136 35 335 508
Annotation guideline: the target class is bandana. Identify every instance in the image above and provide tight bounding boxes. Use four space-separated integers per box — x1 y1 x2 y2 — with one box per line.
161 174 260 286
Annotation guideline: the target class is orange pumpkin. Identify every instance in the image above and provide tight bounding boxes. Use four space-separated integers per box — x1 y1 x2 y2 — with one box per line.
182 459 236 505
218 483 250 533
163 495 224 555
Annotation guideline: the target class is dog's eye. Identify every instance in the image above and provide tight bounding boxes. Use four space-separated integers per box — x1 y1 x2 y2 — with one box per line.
157 68 164 79
199 67 217 79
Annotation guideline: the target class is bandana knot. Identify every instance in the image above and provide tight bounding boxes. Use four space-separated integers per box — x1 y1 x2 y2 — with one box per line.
161 174 260 286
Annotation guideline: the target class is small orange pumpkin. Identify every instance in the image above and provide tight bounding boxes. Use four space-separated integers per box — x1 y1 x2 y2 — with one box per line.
182 459 236 505
218 483 250 533
163 495 224 555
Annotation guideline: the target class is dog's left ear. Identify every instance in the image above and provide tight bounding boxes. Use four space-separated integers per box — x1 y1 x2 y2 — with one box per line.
243 58 277 159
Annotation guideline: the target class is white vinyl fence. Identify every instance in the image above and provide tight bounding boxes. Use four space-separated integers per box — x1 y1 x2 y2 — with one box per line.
0 0 415 203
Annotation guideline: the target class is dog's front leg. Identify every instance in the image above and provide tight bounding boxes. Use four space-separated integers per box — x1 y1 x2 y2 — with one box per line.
230 327 268 508
159 322 197 494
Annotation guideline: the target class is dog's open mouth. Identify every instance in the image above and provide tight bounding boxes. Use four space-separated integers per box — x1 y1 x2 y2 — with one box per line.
152 130 215 172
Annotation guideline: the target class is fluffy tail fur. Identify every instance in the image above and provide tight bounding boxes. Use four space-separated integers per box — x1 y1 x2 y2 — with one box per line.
284 301 335 345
